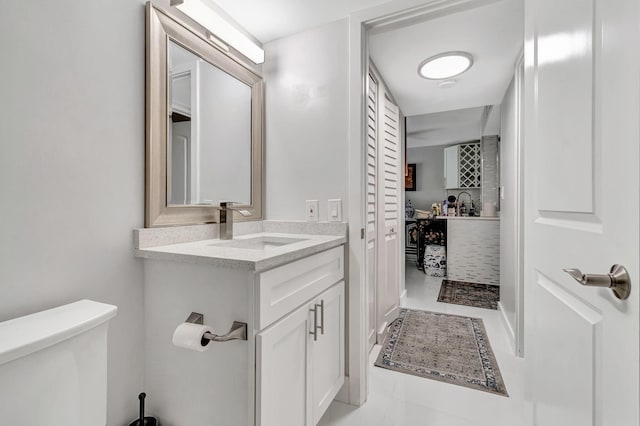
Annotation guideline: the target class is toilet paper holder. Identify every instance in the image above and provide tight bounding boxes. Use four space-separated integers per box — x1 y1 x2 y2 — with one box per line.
185 312 248 342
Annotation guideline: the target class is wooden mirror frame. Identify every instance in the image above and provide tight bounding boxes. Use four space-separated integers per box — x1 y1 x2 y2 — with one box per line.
145 4 263 227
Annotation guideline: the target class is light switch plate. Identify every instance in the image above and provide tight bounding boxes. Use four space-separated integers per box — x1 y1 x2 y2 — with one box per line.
328 199 342 222
306 200 319 222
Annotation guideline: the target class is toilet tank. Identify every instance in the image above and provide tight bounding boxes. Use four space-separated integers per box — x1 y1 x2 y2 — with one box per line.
0 300 117 426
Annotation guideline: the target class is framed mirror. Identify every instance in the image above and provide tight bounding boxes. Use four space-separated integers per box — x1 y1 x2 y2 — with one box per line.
145 4 263 227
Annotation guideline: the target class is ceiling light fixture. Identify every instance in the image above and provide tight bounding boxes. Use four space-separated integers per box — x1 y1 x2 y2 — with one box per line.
418 51 473 80
171 0 265 64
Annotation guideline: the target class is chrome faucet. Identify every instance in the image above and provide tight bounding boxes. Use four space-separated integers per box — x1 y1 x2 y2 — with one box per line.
457 191 473 216
216 201 251 240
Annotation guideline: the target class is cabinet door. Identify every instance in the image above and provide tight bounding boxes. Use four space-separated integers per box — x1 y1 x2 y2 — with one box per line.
311 281 345 424
256 304 312 426
444 145 459 189
458 142 481 188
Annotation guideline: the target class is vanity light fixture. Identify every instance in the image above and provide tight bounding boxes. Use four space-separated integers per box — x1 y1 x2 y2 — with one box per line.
418 51 473 80
171 0 265 64
207 32 230 53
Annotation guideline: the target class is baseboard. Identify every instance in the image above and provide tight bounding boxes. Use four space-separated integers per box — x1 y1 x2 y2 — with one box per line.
335 377 350 404
369 344 382 363
497 302 516 355
376 321 389 344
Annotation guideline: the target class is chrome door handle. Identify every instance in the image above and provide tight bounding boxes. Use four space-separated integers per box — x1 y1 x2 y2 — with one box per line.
309 305 318 341
318 300 325 336
563 264 631 300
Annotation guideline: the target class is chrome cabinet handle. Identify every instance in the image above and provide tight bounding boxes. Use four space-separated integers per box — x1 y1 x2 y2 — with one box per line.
309 305 318 341
563 264 631 300
318 300 325 335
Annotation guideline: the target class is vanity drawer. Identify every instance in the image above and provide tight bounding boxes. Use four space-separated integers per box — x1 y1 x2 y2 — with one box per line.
255 246 344 330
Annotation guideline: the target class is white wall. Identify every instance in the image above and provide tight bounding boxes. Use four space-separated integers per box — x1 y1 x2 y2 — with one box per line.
499 75 518 339
0 0 146 423
406 146 446 210
198 59 252 204
482 104 502 136
263 19 349 221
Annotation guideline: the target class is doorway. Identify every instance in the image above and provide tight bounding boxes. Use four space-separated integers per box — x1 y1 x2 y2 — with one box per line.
367 0 524 358
342 1 639 425
344 0 527 416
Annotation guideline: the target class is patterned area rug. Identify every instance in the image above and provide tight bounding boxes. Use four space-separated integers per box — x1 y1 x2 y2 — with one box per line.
438 279 499 310
374 308 508 397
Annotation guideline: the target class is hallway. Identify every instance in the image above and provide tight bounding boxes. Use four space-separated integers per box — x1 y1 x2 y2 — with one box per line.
319 266 526 426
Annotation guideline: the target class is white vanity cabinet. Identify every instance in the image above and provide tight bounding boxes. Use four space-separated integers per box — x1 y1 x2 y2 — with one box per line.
255 245 345 426
139 235 346 426
257 281 344 426
310 282 345 424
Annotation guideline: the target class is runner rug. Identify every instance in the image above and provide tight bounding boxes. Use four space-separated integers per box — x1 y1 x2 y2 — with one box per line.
374 308 508 396
437 279 499 310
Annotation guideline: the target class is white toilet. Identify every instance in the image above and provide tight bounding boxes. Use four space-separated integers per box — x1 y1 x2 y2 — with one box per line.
0 299 117 425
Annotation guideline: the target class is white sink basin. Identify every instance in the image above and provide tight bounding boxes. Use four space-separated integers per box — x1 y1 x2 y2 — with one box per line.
209 236 307 250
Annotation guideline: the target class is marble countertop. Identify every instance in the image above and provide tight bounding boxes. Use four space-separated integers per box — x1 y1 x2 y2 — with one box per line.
135 232 346 272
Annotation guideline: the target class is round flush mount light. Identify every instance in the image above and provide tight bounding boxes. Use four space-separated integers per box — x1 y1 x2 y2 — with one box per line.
418 51 474 80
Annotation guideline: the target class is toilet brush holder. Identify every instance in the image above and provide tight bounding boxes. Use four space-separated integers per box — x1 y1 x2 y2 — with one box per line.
129 392 160 426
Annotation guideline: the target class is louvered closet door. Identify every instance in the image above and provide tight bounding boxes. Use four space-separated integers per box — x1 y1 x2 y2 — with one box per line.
366 73 378 350
375 95 400 342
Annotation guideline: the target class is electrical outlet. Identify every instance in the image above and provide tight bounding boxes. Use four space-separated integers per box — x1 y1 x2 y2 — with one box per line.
328 199 342 222
305 200 319 222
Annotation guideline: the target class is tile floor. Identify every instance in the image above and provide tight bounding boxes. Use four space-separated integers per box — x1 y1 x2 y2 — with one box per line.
318 264 527 426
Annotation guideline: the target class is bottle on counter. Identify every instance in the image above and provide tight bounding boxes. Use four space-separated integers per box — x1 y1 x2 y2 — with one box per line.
446 195 457 216
468 200 476 217
442 200 448 216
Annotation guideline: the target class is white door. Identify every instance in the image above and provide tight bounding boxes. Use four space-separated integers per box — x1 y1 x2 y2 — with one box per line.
524 0 639 425
256 305 312 426
366 72 378 350
169 121 190 205
376 95 401 342
311 282 345 424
